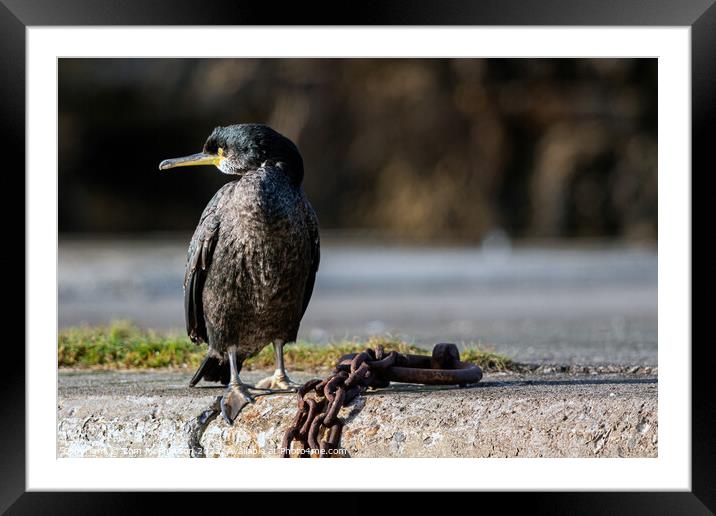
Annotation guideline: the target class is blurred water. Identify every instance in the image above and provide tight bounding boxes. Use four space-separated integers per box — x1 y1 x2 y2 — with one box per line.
58 236 657 365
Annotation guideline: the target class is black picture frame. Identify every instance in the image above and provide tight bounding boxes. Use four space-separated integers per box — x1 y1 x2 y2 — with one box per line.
5 0 711 513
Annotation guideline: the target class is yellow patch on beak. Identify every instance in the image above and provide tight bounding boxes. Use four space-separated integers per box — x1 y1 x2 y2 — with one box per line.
159 147 225 171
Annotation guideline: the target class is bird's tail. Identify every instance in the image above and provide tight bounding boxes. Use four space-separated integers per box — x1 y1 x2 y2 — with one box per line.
189 353 230 387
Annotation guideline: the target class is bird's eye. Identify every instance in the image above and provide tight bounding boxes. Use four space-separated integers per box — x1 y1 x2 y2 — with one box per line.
217 148 224 157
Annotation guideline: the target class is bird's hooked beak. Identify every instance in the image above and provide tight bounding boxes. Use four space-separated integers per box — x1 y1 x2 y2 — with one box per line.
159 148 224 171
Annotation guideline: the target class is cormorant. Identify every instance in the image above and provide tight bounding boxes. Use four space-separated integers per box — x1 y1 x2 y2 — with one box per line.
159 124 320 424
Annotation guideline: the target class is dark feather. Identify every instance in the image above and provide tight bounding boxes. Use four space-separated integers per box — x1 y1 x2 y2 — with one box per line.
189 353 230 386
184 189 224 344
300 199 321 318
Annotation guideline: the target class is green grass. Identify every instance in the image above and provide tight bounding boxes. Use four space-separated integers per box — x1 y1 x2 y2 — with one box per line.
58 321 515 372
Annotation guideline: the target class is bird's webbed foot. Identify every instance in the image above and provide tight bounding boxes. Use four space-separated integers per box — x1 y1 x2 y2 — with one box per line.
220 382 256 425
254 371 300 391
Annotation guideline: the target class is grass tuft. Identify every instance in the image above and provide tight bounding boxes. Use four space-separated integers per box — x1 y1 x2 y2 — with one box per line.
58 321 515 372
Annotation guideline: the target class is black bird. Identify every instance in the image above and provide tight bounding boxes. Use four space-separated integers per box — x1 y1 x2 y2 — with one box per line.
159 124 320 424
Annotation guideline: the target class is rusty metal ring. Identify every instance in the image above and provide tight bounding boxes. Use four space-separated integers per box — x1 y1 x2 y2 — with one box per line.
308 413 326 452
385 361 483 385
367 351 398 370
323 387 345 426
299 398 319 436
281 428 296 457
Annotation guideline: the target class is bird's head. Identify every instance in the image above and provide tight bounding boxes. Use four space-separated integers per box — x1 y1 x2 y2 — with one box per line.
159 124 304 185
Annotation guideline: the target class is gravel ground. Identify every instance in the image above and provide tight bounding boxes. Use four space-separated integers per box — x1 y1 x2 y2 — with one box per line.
58 369 657 398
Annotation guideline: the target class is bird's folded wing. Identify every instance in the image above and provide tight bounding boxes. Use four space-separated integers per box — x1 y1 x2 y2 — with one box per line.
300 198 321 318
184 188 227 344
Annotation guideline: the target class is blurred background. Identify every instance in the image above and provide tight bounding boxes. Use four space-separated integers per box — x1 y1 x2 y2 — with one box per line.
59 58 658 365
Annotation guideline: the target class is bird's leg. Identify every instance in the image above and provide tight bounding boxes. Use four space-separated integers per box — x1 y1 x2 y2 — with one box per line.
255 341 300 391
220 350 255 425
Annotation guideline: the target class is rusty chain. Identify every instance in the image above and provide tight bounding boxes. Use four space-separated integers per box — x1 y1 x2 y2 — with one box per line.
281 343 482 458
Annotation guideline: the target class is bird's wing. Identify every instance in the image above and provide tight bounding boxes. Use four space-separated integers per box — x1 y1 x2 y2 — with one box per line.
184 186 227 344
300 196 321 319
